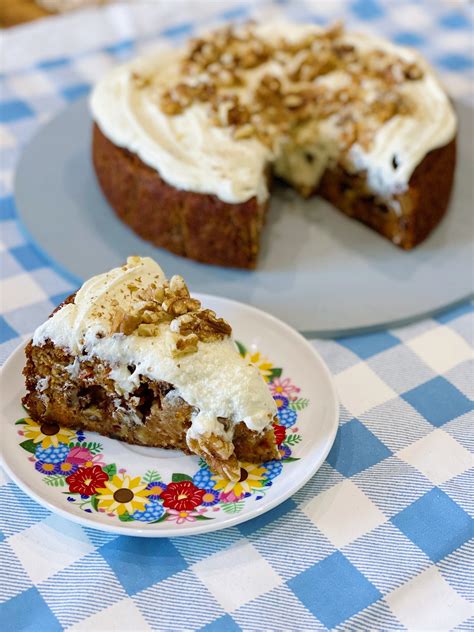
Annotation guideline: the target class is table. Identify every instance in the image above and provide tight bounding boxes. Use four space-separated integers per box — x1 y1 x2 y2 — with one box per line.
1 1 473 630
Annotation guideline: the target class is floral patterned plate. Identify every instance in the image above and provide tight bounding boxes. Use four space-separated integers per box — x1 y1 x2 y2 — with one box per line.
0 294 339 537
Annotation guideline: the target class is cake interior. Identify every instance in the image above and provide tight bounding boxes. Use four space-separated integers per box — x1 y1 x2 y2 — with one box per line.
23 340 279 476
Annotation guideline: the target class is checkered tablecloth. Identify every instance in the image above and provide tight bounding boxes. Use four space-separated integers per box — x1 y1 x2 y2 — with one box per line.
1 1 473 630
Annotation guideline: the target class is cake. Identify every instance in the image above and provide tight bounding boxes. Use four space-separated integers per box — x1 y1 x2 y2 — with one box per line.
90 21 457 268
22 256 279 479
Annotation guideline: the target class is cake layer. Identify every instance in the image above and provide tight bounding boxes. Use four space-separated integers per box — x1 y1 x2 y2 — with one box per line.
92 124 268 269
23 340 279 477
93 124 455 266
318 139 456 250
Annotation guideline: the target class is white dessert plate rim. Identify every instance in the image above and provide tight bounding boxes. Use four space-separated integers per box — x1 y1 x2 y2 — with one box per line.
0 293 339 537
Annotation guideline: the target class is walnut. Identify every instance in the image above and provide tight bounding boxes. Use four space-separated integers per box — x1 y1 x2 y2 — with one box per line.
404 62 423 80
160 92 184 115
233 123 255 140
284 93 305 109
173 333 199 356
169 274 190 298
136 323 161 337
198 309 232 341
110 309 141 335
162 296 201 317
131 72 151 89
227 102 250 126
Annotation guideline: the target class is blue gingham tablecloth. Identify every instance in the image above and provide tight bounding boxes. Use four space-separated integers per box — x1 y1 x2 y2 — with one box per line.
1 1 473 630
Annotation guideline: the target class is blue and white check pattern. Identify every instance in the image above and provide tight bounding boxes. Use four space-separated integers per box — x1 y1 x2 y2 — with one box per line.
1 1 473 630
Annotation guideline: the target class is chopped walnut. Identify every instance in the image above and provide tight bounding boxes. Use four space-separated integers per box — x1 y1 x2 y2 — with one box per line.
154 20 424 160
109 266 231 356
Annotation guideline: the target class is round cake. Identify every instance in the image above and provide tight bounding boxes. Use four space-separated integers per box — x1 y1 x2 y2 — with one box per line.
90 20 457 269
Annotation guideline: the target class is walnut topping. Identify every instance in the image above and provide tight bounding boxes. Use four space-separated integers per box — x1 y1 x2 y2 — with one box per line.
157 21 424 153
109 266 231 355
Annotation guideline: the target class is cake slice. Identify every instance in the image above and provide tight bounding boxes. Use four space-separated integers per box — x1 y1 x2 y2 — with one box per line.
22 256 279 479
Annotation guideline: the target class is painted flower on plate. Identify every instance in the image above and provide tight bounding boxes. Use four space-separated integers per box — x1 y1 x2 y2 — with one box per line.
66 465 109 495
200 489 220 507
192 467 216 490
218 490 242 503
35 461 59 475
131 500 165 523
57 461 78 476
23 418 75 449
96 475 151 516
66 447 93 465
277 407 297 428
212 463 267 498
272 423 286 445
35 443 70 464
166 508 207 524
270 377 300 399
279 445 292 459
146 481 167 500
243 351 274 381
273 394 289 410
161 481 205 512
67 447 105 468
262 460 283 480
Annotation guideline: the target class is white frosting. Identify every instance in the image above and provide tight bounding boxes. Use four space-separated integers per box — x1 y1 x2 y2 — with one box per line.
33 257 277 441
90 21 456 203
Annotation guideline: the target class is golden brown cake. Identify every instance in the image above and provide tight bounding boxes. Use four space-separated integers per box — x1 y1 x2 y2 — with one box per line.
23 256 279 479
90 21 457 268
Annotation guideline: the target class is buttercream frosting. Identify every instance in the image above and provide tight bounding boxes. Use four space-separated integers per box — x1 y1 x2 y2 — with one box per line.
90 21 456 204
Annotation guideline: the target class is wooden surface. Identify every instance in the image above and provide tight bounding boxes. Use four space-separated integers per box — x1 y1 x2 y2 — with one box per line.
0 0 53 27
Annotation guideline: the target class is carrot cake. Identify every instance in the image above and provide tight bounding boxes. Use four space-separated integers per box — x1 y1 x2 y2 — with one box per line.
90 20 457 268
22 256 279 479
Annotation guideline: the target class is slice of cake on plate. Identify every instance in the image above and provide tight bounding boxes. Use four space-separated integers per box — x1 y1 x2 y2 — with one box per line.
90 20 457 268
22 256 279 479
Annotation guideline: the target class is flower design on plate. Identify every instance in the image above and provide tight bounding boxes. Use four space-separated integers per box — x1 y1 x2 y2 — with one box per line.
35 444 70 464
160 480 205 512
200 489 220 506
277 407 298 428
273 394 289 410
192 466 216 489
212 463 267 499
22 418 76 449
166 508 207 524
35 461 60 475
57 461 78 476
66 446 104 467
16 342 308 525
269 377 301 399
96 475 151 516
272 423 286 445
262 459 283 481
66 464 109 496
145 481 167 500
131 500 165 523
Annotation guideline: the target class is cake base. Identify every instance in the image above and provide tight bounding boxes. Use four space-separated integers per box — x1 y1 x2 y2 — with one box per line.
92 125 268 270
92 123 456 268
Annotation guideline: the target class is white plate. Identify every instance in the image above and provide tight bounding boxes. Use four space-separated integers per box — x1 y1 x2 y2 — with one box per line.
0 294 338 537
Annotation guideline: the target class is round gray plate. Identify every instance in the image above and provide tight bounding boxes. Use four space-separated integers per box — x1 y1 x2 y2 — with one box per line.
14 97 474 336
